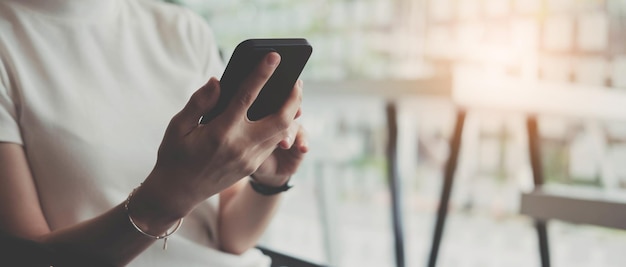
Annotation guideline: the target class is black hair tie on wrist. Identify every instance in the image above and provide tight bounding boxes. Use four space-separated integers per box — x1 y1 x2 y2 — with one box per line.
248 176 293 196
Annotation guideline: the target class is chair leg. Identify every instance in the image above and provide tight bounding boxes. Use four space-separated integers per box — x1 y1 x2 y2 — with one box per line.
527 116 551 267
427 110 466 267
386 102 406 267
535 220 551 267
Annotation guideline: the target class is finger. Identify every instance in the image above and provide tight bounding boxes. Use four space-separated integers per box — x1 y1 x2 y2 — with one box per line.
253 75 302 140
173 78 220 133
293 125 309 153
278 122 300 149
294 80 304 119
225 52 281 118
295 108 302 119
283 79 303 118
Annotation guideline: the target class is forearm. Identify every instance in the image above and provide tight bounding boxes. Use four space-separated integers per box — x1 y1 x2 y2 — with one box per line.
1 143 185 266
37 183 184 266
218 181 283 255
39 204 153 266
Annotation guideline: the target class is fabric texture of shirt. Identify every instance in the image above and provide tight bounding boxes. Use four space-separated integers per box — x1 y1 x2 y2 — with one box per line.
0 0 270 266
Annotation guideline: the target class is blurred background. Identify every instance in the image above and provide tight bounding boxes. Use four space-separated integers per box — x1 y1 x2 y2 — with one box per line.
165 0 626 266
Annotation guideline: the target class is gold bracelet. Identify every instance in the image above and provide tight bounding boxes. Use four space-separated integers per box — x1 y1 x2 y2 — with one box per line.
124 185 184 250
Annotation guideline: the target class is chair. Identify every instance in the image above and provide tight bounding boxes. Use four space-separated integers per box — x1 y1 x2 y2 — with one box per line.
427 67 626 267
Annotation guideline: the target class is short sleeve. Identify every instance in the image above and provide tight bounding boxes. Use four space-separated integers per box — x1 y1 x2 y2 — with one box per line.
0 81 22 144
183 9 224 79
200 26 225 79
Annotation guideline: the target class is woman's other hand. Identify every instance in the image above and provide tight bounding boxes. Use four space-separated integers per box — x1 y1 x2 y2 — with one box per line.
251 80 308 187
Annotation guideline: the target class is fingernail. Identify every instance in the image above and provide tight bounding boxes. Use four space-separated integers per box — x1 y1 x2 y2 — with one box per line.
282 137 291 149
295 109 302 119
300 142 308 153
267 53 280 66
297 79 303 87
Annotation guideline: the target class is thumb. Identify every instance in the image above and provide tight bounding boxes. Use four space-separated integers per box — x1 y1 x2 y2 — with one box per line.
175 77 221 132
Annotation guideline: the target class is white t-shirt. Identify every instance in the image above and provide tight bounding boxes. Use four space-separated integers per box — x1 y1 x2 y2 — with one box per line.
0 0 269 266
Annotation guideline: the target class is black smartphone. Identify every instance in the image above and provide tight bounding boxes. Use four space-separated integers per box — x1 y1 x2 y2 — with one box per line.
200 38 313 123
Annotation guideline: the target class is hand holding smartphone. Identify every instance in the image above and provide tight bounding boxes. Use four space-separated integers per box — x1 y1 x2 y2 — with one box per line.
200 38 312 123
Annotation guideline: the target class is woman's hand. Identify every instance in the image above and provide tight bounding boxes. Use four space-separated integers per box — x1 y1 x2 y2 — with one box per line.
131 52 301 225
252 123 308 186
251 80 308 187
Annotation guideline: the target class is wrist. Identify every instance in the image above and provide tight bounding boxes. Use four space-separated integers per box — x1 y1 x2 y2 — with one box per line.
130 178 189 227
248 175 293 196
125 184 185 250
249 174 291 187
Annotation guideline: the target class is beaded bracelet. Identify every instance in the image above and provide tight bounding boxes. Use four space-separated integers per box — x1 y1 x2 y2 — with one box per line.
124 185 184 250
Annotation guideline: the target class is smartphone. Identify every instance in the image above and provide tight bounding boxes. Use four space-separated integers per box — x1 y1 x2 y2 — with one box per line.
200 38 313 123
